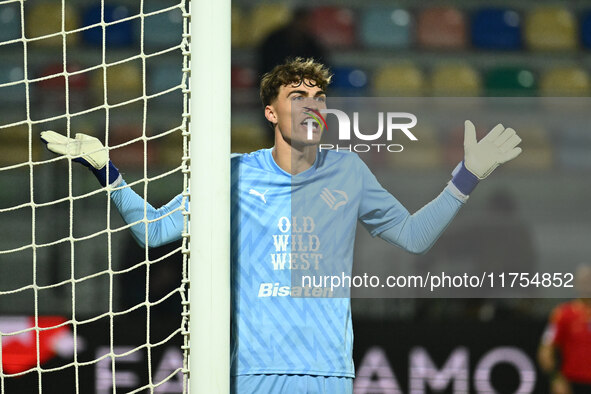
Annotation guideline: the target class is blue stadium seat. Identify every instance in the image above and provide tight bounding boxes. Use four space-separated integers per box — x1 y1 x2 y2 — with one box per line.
149 62 183 95
82 4 135 47
0 4 20 43
581 11 591 49
360 7 412 48
141 2 183 49
471 8 522 50
0 64 26 103
330 66 368 94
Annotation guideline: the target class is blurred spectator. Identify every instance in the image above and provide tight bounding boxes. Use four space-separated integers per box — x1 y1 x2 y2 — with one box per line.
538 264 591 394
256 8 329 145
257 8 329 79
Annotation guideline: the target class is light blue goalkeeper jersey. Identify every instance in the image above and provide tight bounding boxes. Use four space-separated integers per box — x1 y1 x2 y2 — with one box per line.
110 148 465 378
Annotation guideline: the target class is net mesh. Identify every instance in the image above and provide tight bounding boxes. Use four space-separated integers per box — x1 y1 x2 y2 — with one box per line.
0 0 190 392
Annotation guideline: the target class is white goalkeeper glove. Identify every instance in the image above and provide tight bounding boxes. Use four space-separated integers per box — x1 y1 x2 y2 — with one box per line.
451 120 522 196
40 131 122 187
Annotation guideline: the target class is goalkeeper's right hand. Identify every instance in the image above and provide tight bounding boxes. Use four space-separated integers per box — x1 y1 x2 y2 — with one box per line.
40 131 122 187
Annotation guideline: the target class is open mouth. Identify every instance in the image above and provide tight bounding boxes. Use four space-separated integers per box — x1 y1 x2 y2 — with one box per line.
300 117 321 131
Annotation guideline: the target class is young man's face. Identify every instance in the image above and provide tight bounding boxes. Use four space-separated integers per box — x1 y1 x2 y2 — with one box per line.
265 78 327 147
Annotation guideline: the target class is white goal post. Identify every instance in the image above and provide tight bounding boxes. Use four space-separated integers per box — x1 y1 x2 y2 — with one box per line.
0 0 230 392
188 0 231 393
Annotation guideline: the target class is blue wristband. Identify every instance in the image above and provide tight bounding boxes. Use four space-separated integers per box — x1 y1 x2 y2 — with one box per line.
451 161 480 196
74 158 121 187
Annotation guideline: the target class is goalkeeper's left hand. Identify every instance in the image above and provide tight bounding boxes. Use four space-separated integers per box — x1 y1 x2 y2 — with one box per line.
40 131 122 187
451 120 522 196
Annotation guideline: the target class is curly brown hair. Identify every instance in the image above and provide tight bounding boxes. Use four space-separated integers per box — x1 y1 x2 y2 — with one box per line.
259 57 332 107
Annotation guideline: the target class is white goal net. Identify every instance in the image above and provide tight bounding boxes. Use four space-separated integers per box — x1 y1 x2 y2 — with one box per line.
0 0 195 392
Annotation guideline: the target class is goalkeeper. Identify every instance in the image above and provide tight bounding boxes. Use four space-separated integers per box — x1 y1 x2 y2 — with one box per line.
41 58 522 394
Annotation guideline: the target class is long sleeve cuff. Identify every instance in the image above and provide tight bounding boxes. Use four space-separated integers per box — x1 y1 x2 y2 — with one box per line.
450 161 479 196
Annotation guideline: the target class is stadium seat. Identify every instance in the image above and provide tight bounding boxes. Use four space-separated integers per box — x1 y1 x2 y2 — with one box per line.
0 125 41 167
525 7 576 51
0 3 20 43
158 126 184 166
360 7 412 48
108 124 154 169
37 63 89 114
471 8 522 50
540 67 590 96
330 66 368 94
0 64 26 103
38 64 88 91
484 67 537 96
231 66 256 89
232 123 266 153
310 7 356 48
82 4 135 47
232 6 247 48
431 64 481 96
141 2 183 50
373 64 425 96
581 11 591 49
149 62 183 96
91 62 142 105
26 3 79 46
248 4 291 46
417 7 467 50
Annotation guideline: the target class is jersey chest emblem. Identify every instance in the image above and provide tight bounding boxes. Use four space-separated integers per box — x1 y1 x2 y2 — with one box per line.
320 188 348 210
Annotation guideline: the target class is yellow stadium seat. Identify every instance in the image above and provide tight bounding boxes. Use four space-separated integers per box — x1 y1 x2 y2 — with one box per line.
374 64 425 96
431 64 482 96
158 127 184 167
525 7 577 51
0 125 40 167
248 4 291 46
91 62 143 105
540 67 590 96
232 123 267 153
232 6 247 48
26 3 79 46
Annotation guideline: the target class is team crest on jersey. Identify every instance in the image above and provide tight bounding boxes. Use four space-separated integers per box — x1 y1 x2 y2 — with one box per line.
320 188 348 210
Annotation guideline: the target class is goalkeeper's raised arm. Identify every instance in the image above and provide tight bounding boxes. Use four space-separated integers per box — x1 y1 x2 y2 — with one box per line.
40 131 185 248
358 120 522 255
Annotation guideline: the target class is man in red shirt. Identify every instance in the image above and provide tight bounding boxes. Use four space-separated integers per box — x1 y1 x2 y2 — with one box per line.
538 265 591 394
